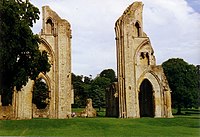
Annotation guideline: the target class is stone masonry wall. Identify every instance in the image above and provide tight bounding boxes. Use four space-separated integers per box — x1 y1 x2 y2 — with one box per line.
112 2 173 118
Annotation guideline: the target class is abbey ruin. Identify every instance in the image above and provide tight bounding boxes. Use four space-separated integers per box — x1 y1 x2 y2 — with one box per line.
0 2 173 120
106 2 173 118
0 6 73 119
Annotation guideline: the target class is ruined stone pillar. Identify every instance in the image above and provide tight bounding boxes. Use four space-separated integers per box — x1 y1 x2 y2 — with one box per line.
165 91 173 118
14 79 34 119
83 98 97 117
154 90 162 118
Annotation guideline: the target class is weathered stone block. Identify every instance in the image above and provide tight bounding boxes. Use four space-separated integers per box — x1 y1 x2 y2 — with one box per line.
81 98 97 118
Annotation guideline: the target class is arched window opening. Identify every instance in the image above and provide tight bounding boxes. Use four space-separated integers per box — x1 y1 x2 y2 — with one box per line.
140 52 145 59
135 22 141 37
146 53 150 65
139 79 154 117
46 18 54 34
139 52 150 65
32 78 50 109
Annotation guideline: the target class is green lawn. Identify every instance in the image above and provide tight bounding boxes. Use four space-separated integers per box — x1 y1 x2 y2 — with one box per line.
0 111 199 136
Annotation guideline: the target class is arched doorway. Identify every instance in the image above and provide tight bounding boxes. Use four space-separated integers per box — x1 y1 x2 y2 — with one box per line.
32 78 50 118
32 78 50 109
139 79 154 117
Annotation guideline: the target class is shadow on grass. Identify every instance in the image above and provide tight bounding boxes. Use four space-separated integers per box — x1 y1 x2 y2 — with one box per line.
173 109 200 115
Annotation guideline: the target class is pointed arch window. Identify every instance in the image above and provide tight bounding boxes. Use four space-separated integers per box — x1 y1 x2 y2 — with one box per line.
135 22 141 37
46 18 54 34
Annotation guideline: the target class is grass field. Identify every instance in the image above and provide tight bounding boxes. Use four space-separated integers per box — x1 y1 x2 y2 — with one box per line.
0 109 199 136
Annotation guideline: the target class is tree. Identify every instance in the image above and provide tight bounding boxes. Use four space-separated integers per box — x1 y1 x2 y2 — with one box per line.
90 76 111 111
162 58 199 114
72 70 116 110
72 73 92 108
32 78 49 109
72 72 112 110
197 65 200 107
100 69 116 82
0 0 50 105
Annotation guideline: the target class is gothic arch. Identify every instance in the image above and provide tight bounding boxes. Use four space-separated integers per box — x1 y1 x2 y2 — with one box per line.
139 79 154 117
46 17 54 34
137 70 161 92
134 39 155 66
136 40 152 56
40 38 55 64
37 73 51 91
134 39 150 59
137 71 162 117
134 21 142 37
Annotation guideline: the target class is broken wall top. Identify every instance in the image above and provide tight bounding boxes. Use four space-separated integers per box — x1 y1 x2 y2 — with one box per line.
116 2 143 27
41 6 71 37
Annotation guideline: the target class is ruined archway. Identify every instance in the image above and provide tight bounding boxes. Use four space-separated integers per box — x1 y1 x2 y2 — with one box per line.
139 79 154 117
4 6 73 120
32 77 50 109
106 2 173 118
32 77 50 118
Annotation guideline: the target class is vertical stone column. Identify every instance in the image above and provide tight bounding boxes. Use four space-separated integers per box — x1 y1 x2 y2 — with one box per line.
135 90 140 117
154 90 162 118
165 91 173 118
57 21 72 119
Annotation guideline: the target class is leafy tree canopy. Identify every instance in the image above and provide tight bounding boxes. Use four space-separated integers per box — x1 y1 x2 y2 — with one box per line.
72 73 91 108
100 69 116 82
72 69 116 110
0 0 50 105
90 76 111 110
162 58 199 114
32 78 50 109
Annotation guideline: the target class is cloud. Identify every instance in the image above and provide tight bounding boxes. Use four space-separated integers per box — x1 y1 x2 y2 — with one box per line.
142 0 200 65
30 0 200 77
186 0 200 13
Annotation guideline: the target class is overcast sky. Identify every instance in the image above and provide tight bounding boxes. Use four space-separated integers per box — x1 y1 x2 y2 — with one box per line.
30 0 200 77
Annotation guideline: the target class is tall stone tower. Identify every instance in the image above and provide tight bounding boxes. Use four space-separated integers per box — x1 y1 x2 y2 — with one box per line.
107 2 173 118
11 6 73 119
39 6 72 119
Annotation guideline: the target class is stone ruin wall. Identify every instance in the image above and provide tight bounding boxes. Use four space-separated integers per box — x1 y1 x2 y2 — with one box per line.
40 5 73 119
0 105 13 120
106 82 119 117
0 2 173 120
106 2 173 118
0 6 73 120
32 104 49 118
